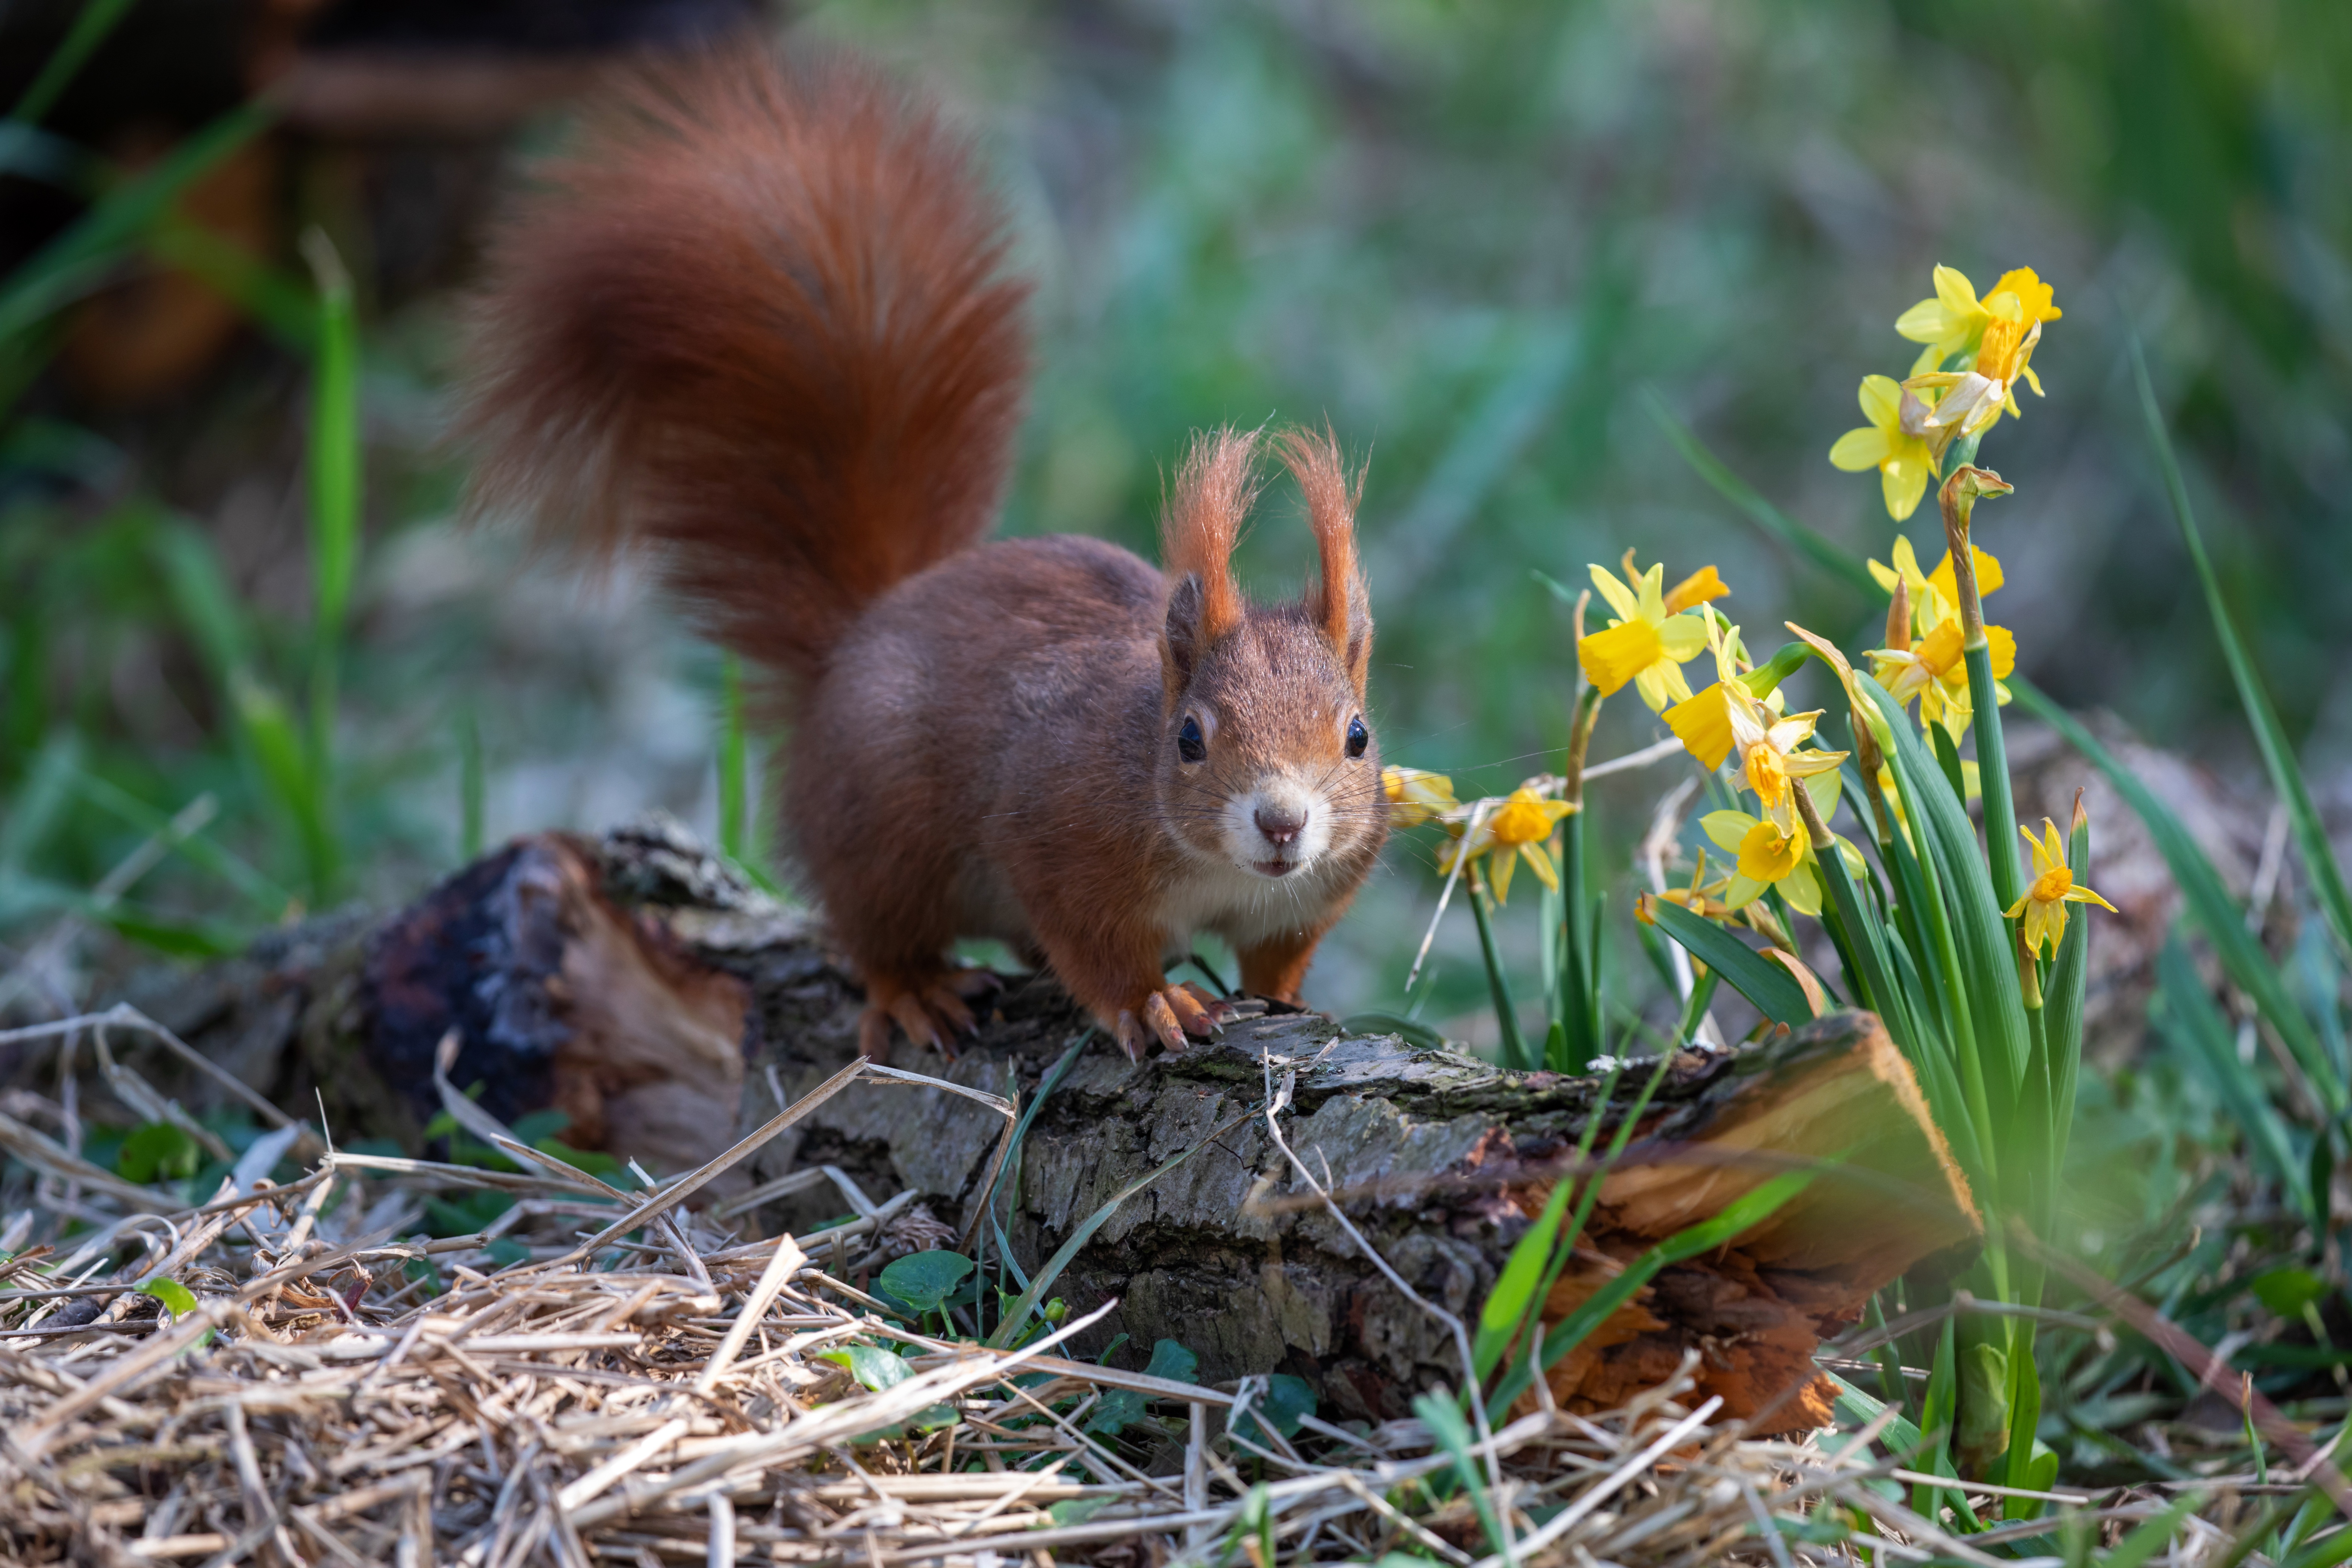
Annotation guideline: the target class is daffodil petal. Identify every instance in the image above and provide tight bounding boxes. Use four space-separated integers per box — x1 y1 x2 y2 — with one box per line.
1857 374 1903 429
1895 298 1946 343
1933 263 1981 317
1883 456 1928 522
1782 861 1823 917
1654 614 1709 661
1829 427 1894 472
1586 564 1639 623
1701 810 1757 855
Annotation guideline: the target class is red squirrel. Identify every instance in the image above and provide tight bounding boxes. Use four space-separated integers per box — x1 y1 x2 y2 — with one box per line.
460 50 1386 1062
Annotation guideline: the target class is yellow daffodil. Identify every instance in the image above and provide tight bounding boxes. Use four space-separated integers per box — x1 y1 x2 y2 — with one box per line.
1895 265 2061 378
1700 810 1823 917
1902 268 2059 448
1663 564 1730 615
1382 766 1458 828
1828 375 1936 521
1666 677 1788 770
1577 561 1709 712
1724 678 1848 837
1867 536 2019 740
1869 534 2008 632
1636 849 1731 926
1439 787 1575 905
2004 818 2116 958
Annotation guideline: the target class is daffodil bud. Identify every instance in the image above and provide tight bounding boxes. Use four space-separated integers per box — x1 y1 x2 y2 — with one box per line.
1937 465 2011 646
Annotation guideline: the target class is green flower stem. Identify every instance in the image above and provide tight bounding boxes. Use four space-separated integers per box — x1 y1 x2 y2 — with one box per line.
1553 684 1605 1070
1940 465 2022 914
1965 640 2022 914
1467 863 1529 1070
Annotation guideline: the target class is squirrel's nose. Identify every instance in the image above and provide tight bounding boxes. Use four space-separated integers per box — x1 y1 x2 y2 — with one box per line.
1254 805 1305 846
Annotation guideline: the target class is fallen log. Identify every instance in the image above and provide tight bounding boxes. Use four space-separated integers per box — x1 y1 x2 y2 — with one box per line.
75 816 1977 1433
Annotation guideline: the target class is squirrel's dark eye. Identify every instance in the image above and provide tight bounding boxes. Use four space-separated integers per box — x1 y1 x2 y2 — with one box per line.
1178 715 1207 764
1346 715 1369 758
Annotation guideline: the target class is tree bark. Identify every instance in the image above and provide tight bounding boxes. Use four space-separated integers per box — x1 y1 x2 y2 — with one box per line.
83 816 1977 1434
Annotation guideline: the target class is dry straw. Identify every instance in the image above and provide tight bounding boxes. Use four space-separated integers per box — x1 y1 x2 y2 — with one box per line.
0 1008 2233 1564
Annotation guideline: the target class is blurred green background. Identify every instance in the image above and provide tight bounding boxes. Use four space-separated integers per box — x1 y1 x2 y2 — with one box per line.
3 0 2347 1035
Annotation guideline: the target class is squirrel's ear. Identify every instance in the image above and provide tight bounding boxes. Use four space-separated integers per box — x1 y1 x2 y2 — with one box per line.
1159 427 1255 684
1161 573 1208 698
1278 424 1371 691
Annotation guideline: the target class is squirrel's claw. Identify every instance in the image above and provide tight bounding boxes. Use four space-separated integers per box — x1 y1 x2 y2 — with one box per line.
1163 984 1223 1040
860 973 989 1061
1141 991 1189 1053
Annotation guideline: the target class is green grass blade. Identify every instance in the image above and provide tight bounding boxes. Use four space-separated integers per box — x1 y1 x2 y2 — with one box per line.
68 769 290 914
1646 898 1810 1026
8 0 139 127
0 103 272 344
0 734 81 875
1467 867 1529 1069
1642 388 1879 598
2099 1491 2207 1568
1473 1063 1623 1381
2132 339 2352 964
143 219 318 353
719 652 749 863
299 231 359 902
983 1120 1241 1347
2152 937 2313 1221
1482 1049 1679 1420
459 705 486 861
301 230 360 648
2016 678 2343 1114
1530 1168 1816 1377
1413 1390 1510 1556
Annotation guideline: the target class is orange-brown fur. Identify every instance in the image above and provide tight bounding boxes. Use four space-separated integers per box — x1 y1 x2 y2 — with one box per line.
463 50 1386 1060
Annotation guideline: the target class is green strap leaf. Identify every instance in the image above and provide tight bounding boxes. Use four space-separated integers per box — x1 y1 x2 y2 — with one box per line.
1642 387 1880 598
2133 338 2352 966
1646 898 1810 1027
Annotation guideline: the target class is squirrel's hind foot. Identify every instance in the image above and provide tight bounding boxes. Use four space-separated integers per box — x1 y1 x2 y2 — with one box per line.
857 969 1001 1060
1115 982 1234 1062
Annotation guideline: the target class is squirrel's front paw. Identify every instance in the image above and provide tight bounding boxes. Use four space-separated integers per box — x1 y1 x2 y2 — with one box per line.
859 968 1002 1059
1114 982 1234 1061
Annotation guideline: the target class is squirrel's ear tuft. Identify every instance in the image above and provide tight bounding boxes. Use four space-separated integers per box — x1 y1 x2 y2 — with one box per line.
1278 424 1371 690
1160 427 1256 658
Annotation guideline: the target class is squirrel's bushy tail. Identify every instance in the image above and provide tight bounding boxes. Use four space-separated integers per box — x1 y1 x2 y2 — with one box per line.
461 50 1031 685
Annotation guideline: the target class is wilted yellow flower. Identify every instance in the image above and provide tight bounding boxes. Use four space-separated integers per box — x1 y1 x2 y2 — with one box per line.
1382 766 1457 828
1439 787 1576 905
2005 818 2116 958
1903 268 2058 448
1636 849 1731 926
1577 562 1709 712
1895 264 2061 378
1828 375 1936 522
